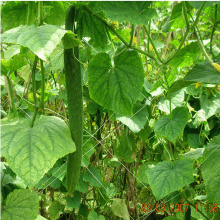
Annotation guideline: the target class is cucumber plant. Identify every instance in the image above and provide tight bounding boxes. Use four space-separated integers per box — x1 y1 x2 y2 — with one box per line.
1 1 220 219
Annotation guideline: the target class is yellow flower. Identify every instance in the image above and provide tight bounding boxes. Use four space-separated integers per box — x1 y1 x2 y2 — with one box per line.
156 21 159 26
132 37 137 44
218 85 220 88
149 44 153 51
212 63 220 72
195 82 201 89
185 70 189 74
92 122 96 126
112 21 119 28
188 105 194 113
155 70 158 75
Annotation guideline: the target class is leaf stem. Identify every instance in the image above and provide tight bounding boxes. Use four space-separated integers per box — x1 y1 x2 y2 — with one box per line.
143 26 163 63
210 4 218 58
194 28 213 64
31 56 39 127
39 60 45 111
164 1 206 64
6 75 17 117
129 24 134 47
183 1 190 30
84 6 161 65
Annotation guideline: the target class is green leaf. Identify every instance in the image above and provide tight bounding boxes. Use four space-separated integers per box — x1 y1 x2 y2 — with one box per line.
168 80 193 95
200 93 220 119
146 159 194 200
101 182 117 199
88 47 144 115
181 148 204 160
1 116 75 187
116 104 149 133
44 1 69 26
62 31 83 49
66 191 81 210
1 1 37 31
1 54 27 76
49 201 64 220
111 199 130 220
36 215 47 220
95 2 157 25
1 25 68 61
183 62 220 84
168 42 200 68
113 135 135 163
78 204 89 219
83 166 102 187
49 43 64 71
189 1 220 9
4 45 20 60
82 136 96 167
154 107 190 143
76 7 108 47
187 133 205 148
1 189 38 220
88 210 98 220
201 135 220 204
136 163 156 185
158 89 185 114
76 173 88 193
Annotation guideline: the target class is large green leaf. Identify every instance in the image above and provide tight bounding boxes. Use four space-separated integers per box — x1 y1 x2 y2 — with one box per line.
1 116 75 187
111 199 130 220
158 89 185 114
183 62 220 84
116 104 149 133
168 42 200 68
201 135 220 204
49 201 65 220
88 47 144 115
154 107 190 143
113 135 135 163
83 166 102 187
1 54 27 76
189 1 220 9
146 159 194 200
200 93 220 119
1 25 69 61
1 189 39 220
168 80 193 95
1 1 37 31
76 7 108 47
95 2 157 25
44 1 69 26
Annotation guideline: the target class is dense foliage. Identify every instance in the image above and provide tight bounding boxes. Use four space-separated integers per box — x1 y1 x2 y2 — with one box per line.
1 1 220 220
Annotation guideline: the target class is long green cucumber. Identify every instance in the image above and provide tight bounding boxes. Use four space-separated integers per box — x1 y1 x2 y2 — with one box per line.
64 5 83 193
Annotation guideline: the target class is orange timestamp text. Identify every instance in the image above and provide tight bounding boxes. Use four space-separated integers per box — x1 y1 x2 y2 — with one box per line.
141 203 219 213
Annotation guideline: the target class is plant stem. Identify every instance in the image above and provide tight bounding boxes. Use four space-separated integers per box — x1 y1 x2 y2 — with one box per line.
84 6 161 65
210 4 218 57
194 28 213 64
6 75 17 117
38 1 43 26
129 24 134 47
182 192 209 220
40 60 45 112
31 56 39 127
183 1 190 30
164 1 206 64
143 26 163 63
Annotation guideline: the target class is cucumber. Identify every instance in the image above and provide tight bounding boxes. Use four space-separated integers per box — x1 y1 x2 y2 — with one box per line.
185 206 191 220
64 5 83 193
